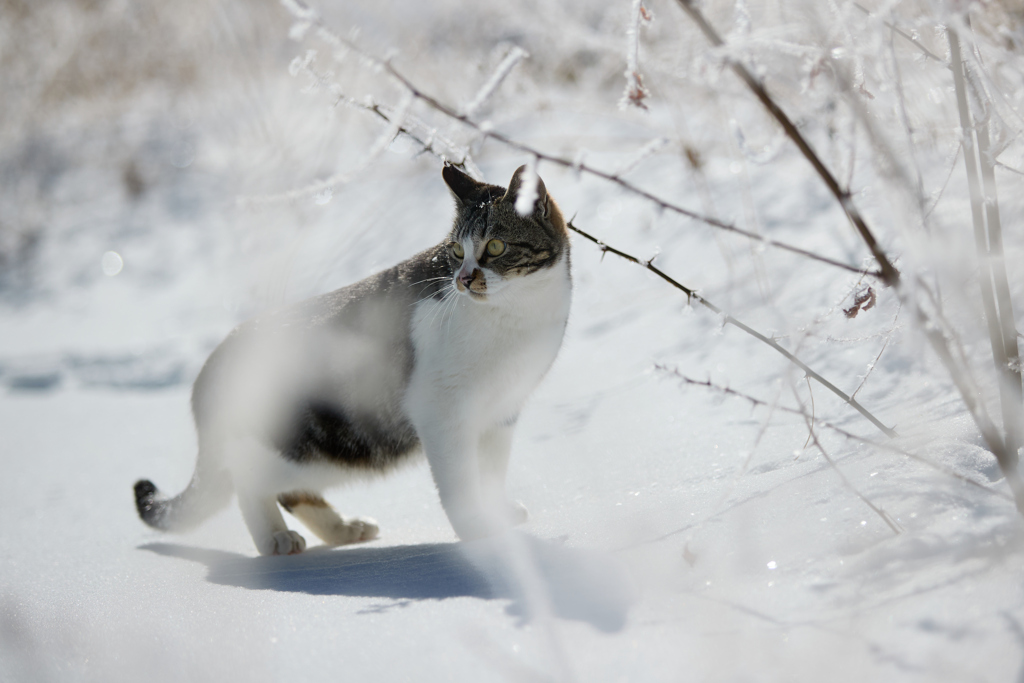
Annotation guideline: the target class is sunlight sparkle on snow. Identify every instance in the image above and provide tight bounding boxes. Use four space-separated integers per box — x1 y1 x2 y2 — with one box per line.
101 251 123 277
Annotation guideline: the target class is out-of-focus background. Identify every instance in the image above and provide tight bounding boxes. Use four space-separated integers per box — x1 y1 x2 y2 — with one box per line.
4 0 1024 680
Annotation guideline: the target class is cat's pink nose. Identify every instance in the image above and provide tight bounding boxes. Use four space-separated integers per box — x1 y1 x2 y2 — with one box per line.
458 270 475 287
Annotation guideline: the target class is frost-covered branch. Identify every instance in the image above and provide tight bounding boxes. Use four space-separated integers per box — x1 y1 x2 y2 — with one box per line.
463 46 528 118
674 0 901 288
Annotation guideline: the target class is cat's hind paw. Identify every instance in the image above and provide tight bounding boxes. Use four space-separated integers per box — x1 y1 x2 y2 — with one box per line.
319 516 379 546
260 530 307 556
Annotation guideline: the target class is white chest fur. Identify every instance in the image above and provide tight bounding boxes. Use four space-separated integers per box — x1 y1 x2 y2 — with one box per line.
406 256 571 427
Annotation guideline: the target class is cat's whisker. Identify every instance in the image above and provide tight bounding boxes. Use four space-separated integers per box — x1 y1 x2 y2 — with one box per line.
411 280 454 308
408 275 451 288
443 288 462 336
440 288 461 331
424 285 457 330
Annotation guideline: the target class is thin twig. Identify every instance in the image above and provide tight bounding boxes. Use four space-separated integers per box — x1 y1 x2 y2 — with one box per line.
851 302 901 401
802 376 816 449
924 142 962 219
570 220 897 438
656 366 1012 502
996 161 1024 177
801 412 903 535
674 0 901 288
852 3 947 64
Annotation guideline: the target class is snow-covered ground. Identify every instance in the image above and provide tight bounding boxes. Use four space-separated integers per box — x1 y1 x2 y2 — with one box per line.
4 1 1024 681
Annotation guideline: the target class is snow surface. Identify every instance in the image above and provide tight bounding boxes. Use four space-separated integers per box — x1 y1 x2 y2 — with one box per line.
4 1 1024 681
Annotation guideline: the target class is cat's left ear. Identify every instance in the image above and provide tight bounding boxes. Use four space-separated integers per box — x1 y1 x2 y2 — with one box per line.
442 163 490 206
503 165 549 219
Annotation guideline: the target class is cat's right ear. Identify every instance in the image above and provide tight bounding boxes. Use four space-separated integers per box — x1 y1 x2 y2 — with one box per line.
442 163 488 206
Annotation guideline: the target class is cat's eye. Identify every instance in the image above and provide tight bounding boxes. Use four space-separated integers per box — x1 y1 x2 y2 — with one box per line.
485 239 506 257
449 242 465 259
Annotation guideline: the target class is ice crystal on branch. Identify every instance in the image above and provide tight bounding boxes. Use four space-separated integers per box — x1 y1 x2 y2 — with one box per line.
620 0 652 110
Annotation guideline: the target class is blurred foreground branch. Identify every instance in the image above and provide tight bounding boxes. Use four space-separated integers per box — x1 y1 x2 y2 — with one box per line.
948 26 1024 506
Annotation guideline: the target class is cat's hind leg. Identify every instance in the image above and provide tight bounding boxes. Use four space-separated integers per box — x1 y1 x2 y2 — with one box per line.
278 492 379 546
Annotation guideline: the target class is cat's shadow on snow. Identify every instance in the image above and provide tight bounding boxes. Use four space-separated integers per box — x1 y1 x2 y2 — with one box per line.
141 533 635 632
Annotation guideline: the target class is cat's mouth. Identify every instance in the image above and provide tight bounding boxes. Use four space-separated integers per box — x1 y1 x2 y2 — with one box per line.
456 283 489 301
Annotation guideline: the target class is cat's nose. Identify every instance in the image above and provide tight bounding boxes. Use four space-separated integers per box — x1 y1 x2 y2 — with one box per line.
457 270 476 287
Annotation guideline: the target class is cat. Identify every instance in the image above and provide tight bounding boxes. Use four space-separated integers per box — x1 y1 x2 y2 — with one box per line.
133 164 572 555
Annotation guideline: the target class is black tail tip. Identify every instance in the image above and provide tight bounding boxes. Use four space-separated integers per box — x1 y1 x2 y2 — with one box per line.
134 479 158 514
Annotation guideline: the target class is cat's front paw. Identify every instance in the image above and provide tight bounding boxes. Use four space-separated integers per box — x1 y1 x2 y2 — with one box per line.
506 500 529 526
321 516 380 546
260 530 307 556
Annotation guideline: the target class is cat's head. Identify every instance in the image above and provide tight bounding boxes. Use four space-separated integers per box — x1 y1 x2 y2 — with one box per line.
441 163 568 302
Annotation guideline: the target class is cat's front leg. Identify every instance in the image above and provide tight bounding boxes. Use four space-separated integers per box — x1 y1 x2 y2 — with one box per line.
417 423 509 541
237 491 307 556
479 424 528 526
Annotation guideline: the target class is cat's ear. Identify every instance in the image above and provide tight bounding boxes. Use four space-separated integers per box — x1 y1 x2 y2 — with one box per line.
503 165 549 218
442 163 489 206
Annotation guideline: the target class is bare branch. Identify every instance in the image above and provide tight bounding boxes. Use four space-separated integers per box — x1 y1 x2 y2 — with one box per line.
569 221 897 438
850 302 900 401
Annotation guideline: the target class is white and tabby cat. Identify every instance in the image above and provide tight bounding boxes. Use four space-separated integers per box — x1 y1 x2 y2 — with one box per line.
134 164 571 555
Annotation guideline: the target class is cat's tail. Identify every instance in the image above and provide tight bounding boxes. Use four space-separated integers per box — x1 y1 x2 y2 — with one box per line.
134 462 233 532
